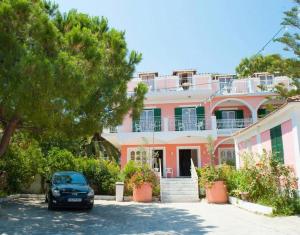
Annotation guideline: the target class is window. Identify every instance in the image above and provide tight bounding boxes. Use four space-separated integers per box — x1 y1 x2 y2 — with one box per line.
259 75 273 86
215 110 244 129
141 74 155 91
175 107 205 131
133 108 161 132
128 149 152 166
179 73 193 90
219 77 233 93
270 125 284 163
219 149 236 166
182 107 197 131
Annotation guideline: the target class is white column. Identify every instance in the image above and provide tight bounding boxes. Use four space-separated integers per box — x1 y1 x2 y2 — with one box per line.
247 79 253 93
211 115 217 130
163 117 169 132
252 109 258 123
234 138 240 169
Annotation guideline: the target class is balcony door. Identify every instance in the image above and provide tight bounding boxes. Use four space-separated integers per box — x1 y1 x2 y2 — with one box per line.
182 107 197 131
140 109 154 132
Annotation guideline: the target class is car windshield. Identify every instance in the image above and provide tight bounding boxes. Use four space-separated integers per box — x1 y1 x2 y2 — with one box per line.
53 173 87 185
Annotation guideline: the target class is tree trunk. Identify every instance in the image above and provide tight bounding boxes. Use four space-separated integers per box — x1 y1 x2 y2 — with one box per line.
0 117 20 157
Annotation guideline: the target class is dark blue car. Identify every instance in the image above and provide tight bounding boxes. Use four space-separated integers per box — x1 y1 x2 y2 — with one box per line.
46 171 94 210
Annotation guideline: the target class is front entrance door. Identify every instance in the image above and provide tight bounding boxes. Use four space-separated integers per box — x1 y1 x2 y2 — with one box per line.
179 149 192 176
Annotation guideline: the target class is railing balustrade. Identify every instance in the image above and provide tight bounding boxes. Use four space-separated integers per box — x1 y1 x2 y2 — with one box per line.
216 118 253 129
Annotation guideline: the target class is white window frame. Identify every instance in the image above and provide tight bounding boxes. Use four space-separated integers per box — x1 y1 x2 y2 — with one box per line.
127 147 166 176
218 148 236 165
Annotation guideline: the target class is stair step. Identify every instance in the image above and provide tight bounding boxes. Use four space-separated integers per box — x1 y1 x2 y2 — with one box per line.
161 195 199 203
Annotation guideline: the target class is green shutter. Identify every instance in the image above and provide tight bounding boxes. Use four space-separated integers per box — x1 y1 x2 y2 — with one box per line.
270 125 284 164
132 118 140 132
236 110 244 119
175 108 182 131
196 106 205 130
215 110 222 120
154 108 161 132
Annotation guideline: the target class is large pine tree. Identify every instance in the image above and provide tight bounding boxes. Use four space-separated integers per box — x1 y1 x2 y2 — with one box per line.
0 0 147 157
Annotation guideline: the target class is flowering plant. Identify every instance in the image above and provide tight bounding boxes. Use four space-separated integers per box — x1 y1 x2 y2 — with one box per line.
129 165 158 188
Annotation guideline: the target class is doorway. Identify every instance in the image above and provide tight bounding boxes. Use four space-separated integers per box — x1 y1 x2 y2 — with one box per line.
179 149 198 177
152 149 164 176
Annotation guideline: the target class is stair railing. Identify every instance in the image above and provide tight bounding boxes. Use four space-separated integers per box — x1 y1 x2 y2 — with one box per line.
158 158 163 201
190 159 198 180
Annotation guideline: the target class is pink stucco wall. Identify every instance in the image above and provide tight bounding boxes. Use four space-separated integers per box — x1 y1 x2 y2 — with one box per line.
237 119 298 175
281 120 296 170
261 130 272 152
120 143 210 177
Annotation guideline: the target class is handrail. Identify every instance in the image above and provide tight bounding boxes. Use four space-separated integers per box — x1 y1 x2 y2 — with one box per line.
158 158 163 202
190 159 198 180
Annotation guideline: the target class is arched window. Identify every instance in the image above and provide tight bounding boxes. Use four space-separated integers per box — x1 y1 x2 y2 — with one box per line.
136 151 141 163
130 151 135 161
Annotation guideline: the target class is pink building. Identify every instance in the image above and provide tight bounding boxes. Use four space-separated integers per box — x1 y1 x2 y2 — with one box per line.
102 70 293 201
233 96 300 190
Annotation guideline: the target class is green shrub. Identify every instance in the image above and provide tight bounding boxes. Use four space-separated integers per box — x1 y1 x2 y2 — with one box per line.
44 148 120 195
220 152 300 215
44 148 76 179
0 136 44 193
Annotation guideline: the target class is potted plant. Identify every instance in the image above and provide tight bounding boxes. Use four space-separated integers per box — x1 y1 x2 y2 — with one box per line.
129 165 158 202
115 173 125 202
199 136 228 203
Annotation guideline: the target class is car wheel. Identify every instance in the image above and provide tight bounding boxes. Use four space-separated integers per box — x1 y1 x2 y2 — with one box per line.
87 204 94 210
48 200 54 210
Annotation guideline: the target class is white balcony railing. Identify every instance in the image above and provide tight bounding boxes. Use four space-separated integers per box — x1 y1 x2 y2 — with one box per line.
127 75 292 96
216 118 253 130
107 116 214 133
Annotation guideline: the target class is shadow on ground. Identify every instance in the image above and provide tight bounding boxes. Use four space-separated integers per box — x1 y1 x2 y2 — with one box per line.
0 199 216 235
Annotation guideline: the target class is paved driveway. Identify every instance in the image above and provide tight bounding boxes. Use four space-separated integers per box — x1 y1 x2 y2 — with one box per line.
0 199 299 235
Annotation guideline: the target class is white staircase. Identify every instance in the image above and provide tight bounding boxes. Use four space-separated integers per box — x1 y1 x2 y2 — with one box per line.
159 159 199 203
160 177 199 202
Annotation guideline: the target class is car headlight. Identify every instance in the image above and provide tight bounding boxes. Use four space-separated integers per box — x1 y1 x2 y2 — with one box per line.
87 189 94 197
52 188 60 197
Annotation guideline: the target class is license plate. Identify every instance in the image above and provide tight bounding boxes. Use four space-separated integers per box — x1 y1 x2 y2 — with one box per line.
68 198 82 202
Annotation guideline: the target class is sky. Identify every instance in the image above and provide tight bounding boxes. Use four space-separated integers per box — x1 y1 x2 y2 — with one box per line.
53 0 295 76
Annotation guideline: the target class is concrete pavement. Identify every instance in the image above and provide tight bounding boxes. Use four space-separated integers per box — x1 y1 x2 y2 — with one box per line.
0 199 299 235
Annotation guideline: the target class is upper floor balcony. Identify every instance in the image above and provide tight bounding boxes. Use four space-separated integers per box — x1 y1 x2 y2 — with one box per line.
127 72 292 101
102 115 255 147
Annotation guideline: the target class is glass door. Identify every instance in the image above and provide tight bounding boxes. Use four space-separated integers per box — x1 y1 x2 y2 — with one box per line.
140 109 154 131
182 108 197 131
221 111 236 129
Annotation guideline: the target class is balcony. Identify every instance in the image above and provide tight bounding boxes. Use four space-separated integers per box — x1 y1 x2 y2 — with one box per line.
110 116 212 133
102 116 217 147
216 118 253 135
127 75 292 99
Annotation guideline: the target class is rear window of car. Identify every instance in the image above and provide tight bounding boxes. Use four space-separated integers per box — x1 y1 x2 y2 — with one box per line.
53 173 87 185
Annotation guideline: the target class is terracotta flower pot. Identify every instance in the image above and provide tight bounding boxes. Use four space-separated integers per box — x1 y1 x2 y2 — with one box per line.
133 182 153 202
205 180 228 204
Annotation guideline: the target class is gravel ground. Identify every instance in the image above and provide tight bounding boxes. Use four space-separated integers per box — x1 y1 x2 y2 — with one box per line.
0 199 299 235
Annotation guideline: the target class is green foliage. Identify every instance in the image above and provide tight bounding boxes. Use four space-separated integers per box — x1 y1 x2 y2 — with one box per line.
197 166 223 188
0 0 147 156
235 54 300 78
44 148 77 179
129 164 158 188
0 134 44 192
220 152 300 215
276 0 300 58
44 148 120 195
